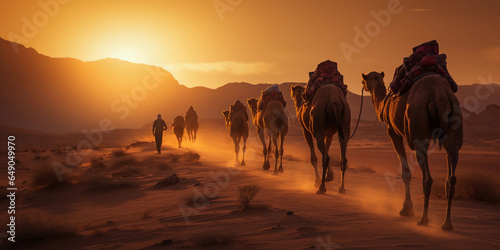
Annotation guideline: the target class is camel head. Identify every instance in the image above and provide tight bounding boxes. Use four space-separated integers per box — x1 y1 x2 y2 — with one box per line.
222 110 230 128
361 71 385 93
290 84 305 110
246 98 259 117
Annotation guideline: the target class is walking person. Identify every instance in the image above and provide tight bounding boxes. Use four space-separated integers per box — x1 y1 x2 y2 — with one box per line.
152 114 167 154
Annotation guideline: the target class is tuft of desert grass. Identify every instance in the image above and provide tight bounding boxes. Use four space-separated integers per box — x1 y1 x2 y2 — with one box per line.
432 173 500 203
31 165 69 188
15 216 76 243
142 209 153 219
110 155 137 168
112 149 128 157
238 184 260 211
181 151 200 164
191 231 235 246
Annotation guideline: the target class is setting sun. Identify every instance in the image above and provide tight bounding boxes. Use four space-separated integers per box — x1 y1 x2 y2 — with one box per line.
109 47 144 63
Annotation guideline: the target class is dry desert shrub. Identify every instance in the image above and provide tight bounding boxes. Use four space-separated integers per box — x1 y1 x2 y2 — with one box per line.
181 151 200 163
110 155 137 168
31 165 68 188
142 209 153 219
238 184 260 211
112 148 128 157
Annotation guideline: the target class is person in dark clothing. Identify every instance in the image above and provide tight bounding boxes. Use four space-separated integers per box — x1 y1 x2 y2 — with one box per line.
152 114 167 154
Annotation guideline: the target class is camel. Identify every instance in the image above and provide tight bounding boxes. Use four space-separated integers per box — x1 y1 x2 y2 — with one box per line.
361 71 463 231
172 115 185 148
185 106 199 143
247 98 288 174
222 100 249 165
291 84 350 194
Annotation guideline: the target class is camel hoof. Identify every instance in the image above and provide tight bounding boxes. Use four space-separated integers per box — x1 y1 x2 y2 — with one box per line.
441 222 453 231
337 186 345 194
399 208 415 217
417 217 429 226
263 161 270 170
241 160 246 166
316 187 326 194
278 167 284 173
272 171 278 175
326 173 334 182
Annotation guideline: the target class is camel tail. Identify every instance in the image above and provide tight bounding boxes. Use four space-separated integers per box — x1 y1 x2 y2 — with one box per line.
432 93 458 150
328 103 344 140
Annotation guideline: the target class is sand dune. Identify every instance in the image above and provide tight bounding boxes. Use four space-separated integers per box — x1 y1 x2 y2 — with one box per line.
1 119 499 249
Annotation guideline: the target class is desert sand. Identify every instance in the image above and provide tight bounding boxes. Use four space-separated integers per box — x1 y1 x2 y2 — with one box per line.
0 118 499 249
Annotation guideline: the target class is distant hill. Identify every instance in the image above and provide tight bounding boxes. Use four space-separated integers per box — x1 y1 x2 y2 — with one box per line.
0 37 498 134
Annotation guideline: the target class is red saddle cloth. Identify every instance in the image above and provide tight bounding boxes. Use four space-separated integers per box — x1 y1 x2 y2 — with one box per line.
389 40 458 94
303 60 347 103
257 85 286 112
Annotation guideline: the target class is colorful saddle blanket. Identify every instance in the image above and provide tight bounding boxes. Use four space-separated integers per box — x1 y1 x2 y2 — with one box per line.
257 85 286 111
389 40 458 95
303 60 347 103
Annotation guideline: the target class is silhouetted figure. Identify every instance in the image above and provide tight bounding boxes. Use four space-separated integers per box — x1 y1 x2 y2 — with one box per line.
185 106 199 143
152 114 167 153
172 116 185 148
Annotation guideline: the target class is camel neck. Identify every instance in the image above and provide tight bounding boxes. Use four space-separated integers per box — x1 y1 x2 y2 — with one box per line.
371 82 387 121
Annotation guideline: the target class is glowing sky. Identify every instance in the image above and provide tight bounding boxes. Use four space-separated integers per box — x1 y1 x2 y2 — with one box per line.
1 0 499 93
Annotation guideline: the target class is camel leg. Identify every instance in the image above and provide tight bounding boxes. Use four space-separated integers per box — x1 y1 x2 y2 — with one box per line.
416 144 432 226
241 136 247 166
338 134 348 194
388 129 414 217
258 130 270 170
278 133 285 172
304 130 320 186
233 136 240 164
315 134 329 194
267 136 273 161
442 149 458 231
325 135 334 182
272 136 279 175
